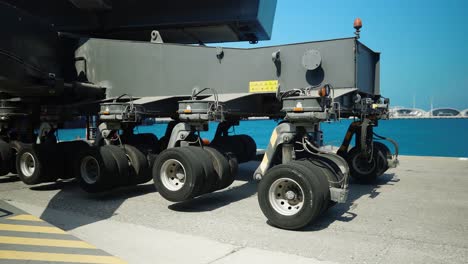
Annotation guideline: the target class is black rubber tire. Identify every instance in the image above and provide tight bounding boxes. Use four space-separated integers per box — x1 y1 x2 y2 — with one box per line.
373 142 391 176
59 141 91 179
225 152 238 182
147 153 158 171
103 145 130 186
138 133 159 146
9 141 24 174
47 144 65 182
292 160 331 213
158 136 169 153
122 133 157 144
122 144 152 184
282 162 330 213
304 158 341 210
76 146 119 193
124 133 160 155
37 143 63 182
228 135 248 163
0 140 12 176
313 154 346 184
306 158 341 188
184 146 217 195
211 135 256 164
135 133 158 144
374 142 391 157
346 147 380 183
15 144 62 185
210 136 243 162
203 147 233 191
153 147 205 202
237 135 257 162
258 163 324 230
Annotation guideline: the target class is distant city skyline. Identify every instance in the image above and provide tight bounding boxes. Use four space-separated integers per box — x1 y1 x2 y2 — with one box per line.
393 94 466 111
218 0 468 110
391 105 468 112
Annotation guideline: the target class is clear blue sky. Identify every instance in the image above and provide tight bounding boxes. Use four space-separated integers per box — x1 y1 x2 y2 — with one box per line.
222 0 468 110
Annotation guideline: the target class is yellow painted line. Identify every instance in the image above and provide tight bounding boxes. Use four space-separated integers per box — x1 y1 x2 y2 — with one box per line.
6 214 43 222
0 250 126 264
0 223 66 234
0 236 96 249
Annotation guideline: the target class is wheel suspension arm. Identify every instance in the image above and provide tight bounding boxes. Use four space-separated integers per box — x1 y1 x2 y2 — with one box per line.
373 132 399 168
253 122 296 180
336 121 361 157
213 120 238 139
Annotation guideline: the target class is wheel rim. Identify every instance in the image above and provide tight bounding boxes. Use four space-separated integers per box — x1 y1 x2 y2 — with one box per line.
160 159 186 191
352 152 376 175
376 151 388 175
268 178 304 216
80 156 100 184
20 152 36 177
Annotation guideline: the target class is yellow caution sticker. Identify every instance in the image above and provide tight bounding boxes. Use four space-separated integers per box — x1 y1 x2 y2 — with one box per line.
249 80 279 93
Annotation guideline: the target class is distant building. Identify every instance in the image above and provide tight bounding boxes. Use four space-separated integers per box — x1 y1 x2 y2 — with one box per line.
389 107 468 118
430 108 460 117
390 107 427 118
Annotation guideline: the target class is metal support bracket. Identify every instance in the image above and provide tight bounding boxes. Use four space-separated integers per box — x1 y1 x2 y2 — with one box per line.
95 122 121 146
213 120 240 140
166 122 207 149
178 99 224 122
36 122 55 144
359 118 371 152
167 123 191 149
282 144 294 164
253 122 300 180
382 136 400 168
99 100 145 123
330 187 348 203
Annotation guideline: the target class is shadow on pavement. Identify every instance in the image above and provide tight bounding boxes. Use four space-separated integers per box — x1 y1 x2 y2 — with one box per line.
301 172 399 231
0 175 20 184
168 161 258 212
32 162 260 230
36 180 156 231
31 160 399 231
169 181 257 212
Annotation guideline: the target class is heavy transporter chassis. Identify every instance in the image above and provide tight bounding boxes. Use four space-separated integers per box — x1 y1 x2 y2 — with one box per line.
0 9 398 229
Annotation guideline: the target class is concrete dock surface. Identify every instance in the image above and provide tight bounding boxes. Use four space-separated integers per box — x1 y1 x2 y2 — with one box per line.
0 200 126 264
0 155 467 264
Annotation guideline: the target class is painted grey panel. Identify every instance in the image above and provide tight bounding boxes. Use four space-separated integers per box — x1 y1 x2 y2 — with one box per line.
200 93 252 102
76 38 364 99
356 42 380 95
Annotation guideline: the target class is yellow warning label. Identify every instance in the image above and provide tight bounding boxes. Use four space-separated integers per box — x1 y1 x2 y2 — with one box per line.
249 80 279 93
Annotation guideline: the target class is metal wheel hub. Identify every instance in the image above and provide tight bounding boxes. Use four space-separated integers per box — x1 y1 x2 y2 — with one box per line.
285 190 297 200
352 152 376 175
269 178 304 216
20 152 36 177
160 159 186 191
80 156 100 184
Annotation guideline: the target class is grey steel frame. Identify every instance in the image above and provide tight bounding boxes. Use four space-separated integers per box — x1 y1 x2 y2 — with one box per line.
75 36 380 118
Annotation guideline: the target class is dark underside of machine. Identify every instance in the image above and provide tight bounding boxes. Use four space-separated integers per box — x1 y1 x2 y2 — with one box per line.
0 0 276 101
0 0 398 231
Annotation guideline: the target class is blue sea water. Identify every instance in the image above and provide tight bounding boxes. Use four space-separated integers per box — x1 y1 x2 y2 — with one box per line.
58 119 468 158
